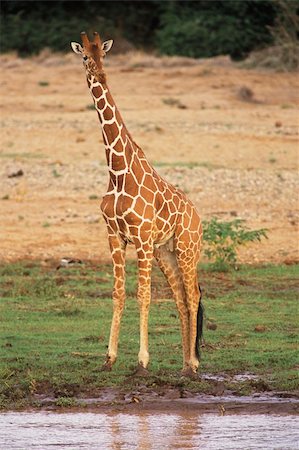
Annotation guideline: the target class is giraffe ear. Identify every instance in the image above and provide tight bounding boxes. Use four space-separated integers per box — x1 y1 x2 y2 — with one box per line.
102 40 113 54
71 42 83 54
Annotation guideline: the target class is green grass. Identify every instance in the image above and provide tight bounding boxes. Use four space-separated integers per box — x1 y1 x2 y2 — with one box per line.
0 261 298 409
38 81 50 87
0 152 45 159
152 161 220 170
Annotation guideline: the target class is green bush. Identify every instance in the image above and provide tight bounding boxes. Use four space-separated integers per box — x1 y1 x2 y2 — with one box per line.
156 1 276 60
2 12 114 56
0 0 283 58
0 0 156 56
203 218 268 271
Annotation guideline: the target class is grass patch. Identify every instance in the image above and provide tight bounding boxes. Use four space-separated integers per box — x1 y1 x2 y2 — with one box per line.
52 169 61 178
0 261 298 409
152 161 219 170
0 152 45 159
162 97 187 109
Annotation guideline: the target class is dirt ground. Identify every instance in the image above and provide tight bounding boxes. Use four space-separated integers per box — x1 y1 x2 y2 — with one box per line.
34 388 299 415
0 50 298 264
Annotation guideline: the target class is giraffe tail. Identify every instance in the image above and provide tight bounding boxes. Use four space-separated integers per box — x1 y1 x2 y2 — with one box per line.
195 285 204 359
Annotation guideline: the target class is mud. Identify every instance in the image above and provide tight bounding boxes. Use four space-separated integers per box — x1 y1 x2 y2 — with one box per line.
32 384 299 415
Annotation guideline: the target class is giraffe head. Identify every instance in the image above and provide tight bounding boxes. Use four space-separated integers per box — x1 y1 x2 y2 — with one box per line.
71 32 113 82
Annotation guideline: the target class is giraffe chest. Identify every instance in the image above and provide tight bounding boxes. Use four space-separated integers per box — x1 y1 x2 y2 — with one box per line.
101 172 184 245
103 191 153 227
101 188 178 245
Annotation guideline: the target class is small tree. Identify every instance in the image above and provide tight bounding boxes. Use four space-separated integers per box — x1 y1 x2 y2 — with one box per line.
203 218 268 271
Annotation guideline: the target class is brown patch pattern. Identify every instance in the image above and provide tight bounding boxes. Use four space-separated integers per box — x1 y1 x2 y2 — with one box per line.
79 32 203 373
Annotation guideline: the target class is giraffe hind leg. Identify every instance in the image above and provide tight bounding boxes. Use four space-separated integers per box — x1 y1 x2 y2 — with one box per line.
174 231 202 374
154 244 191 371
178 261 201 374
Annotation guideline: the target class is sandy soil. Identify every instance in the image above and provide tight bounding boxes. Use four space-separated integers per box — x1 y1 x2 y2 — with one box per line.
0 51 298 264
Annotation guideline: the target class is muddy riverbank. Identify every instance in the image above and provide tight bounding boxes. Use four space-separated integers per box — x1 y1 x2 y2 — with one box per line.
16 383 299 415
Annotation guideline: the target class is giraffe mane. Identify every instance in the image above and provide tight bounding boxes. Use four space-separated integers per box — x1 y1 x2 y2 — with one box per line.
86 58 107 84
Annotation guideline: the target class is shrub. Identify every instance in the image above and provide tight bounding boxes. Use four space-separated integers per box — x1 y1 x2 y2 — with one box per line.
241 0 299 71
1 4 115 56
0 0 283 59
202 218 268 271
156 1 276 60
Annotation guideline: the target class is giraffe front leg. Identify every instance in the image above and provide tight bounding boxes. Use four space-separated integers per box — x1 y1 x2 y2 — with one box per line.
102 233 126 371
135 240 153 373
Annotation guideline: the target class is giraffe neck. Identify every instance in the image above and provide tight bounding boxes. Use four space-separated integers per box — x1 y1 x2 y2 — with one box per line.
87 73 148 183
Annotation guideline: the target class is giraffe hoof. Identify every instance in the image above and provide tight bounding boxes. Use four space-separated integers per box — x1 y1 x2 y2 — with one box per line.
133 364 149 378
180 367 198 380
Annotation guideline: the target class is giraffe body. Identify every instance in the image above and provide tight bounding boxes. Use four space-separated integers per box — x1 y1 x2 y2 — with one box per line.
71 33 203 374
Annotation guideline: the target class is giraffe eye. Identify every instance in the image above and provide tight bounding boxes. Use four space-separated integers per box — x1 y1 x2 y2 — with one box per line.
83 55 88 61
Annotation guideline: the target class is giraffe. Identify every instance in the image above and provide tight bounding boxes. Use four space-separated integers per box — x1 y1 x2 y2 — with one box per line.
71 32 203 376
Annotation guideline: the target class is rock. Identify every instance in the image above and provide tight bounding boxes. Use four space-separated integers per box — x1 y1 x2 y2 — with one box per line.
87 215 100 224
8 169 24 178
254 325 267 333
56 258 83 270
207 322 217 331
237 86 254 102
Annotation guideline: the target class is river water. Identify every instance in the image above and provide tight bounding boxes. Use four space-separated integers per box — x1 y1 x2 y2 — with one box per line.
1 411 298 450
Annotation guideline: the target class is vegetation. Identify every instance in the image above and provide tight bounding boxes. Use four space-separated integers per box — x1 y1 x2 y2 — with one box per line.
0 260 298 410
156 0 276 60
203 218 268 271
1 0 292 61
242 0 299 70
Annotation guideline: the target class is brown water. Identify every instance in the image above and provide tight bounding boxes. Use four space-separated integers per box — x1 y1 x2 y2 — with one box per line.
1 411 298 449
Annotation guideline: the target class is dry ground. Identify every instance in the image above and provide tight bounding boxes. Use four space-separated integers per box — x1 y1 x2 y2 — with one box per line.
0 51 298 263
